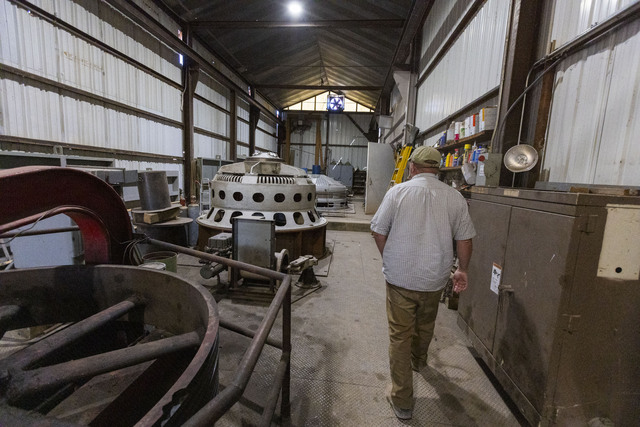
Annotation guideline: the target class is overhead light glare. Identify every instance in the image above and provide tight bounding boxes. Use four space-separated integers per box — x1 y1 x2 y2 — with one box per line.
288 1 303 18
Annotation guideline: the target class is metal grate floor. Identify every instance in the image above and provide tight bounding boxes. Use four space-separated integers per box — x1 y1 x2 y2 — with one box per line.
183 230 525 426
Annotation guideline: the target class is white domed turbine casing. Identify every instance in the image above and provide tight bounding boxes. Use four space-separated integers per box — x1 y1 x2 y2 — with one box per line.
197 153 327 258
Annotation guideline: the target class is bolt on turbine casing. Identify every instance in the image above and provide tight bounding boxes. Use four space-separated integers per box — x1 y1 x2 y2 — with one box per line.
196 153 327 258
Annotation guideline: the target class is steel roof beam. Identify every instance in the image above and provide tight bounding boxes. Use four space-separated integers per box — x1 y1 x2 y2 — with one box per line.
188 19 405 29
255 85 381 90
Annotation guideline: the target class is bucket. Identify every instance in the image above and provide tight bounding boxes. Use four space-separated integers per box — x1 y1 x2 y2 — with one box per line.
139 261 166 271
312 165 322 174
142 251 178 273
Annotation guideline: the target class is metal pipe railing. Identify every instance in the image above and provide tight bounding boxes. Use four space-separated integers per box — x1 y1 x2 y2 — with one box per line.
219 319 283 350
259 355 290 427
143 237 291 426
0 226 80 239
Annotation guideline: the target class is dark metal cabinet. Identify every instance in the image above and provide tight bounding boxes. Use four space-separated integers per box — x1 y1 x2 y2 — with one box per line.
458 187 640 426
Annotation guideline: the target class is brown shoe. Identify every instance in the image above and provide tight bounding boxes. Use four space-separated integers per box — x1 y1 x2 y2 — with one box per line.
385 386 412 420
411 358 427 372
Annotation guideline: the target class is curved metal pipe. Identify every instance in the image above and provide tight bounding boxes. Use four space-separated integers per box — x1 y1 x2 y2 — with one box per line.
143 238 291 426
0 166 133 264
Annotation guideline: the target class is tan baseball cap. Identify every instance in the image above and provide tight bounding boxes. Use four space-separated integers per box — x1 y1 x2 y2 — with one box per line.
409 146 441 166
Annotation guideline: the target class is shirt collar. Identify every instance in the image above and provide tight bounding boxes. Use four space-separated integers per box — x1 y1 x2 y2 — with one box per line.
410 172 438 180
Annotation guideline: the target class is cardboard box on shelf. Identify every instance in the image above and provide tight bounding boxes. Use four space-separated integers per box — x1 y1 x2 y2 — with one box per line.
479 107 497 132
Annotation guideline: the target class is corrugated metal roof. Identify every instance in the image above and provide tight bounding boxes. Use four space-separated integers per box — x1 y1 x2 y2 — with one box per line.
156 0 418 110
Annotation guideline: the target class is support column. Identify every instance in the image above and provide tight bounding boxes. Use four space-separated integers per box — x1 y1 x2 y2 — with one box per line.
324 114 330 170
494 0 543 186
524 72 554 188
182 27 199 202
229 89 237 161
284 117 291 164
249 105 260 156
315 118 323 169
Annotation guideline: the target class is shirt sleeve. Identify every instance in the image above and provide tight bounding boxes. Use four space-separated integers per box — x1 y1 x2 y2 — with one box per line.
452 196 476 241
370 189 395 236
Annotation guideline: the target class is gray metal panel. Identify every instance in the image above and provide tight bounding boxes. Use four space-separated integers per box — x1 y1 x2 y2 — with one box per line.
542 15 640 186
458 199 511 353
495 207 578 415
552 203 640 425
194 99 229 135
459 189 640 426
420 0 467 58
364 142 394 214
327 164 354 188
232 217 275 269
545 0 637 49
194 134 228 160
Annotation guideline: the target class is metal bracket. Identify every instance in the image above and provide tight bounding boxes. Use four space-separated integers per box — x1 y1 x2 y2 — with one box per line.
578 214 598 233
498 284 514 294
562 314 581 333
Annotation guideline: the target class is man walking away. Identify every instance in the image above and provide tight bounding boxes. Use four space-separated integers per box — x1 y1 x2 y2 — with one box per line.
370 145 476 420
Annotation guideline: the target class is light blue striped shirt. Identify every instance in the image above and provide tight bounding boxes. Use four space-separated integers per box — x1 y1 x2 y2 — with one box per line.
370 173 476 292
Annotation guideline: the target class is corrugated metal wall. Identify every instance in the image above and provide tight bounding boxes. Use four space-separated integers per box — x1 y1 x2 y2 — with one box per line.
256 118 277 152
0 0 186 182
542 1 640 185
289 114 371 171
289 123 318 171
237 99 250 149
192 38 247 93
330 114 371 170
234 98 278 154
194 71 230 160
415 0 509 131
545 0 637 50
0 0 282 189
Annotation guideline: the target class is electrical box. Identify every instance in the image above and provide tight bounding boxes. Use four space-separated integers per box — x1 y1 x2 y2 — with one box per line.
475 153 502 187
232 217 275 270
458 187 640 426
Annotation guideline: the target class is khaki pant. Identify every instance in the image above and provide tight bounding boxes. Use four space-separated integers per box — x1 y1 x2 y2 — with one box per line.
386 282 441 409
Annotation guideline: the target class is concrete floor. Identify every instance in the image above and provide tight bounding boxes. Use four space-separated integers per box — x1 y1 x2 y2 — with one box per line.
179 199 527 426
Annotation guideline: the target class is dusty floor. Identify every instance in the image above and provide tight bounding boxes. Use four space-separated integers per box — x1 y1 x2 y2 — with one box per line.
180 211 527 426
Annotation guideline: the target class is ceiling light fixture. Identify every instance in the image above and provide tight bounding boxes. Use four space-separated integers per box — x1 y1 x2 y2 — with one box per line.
287 1 303 18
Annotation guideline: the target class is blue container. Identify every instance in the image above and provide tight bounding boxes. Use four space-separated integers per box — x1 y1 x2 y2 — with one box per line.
312 165 322 174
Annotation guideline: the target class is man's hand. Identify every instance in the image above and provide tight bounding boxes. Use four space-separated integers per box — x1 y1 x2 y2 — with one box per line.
454 239 472 293
452 269 468 293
